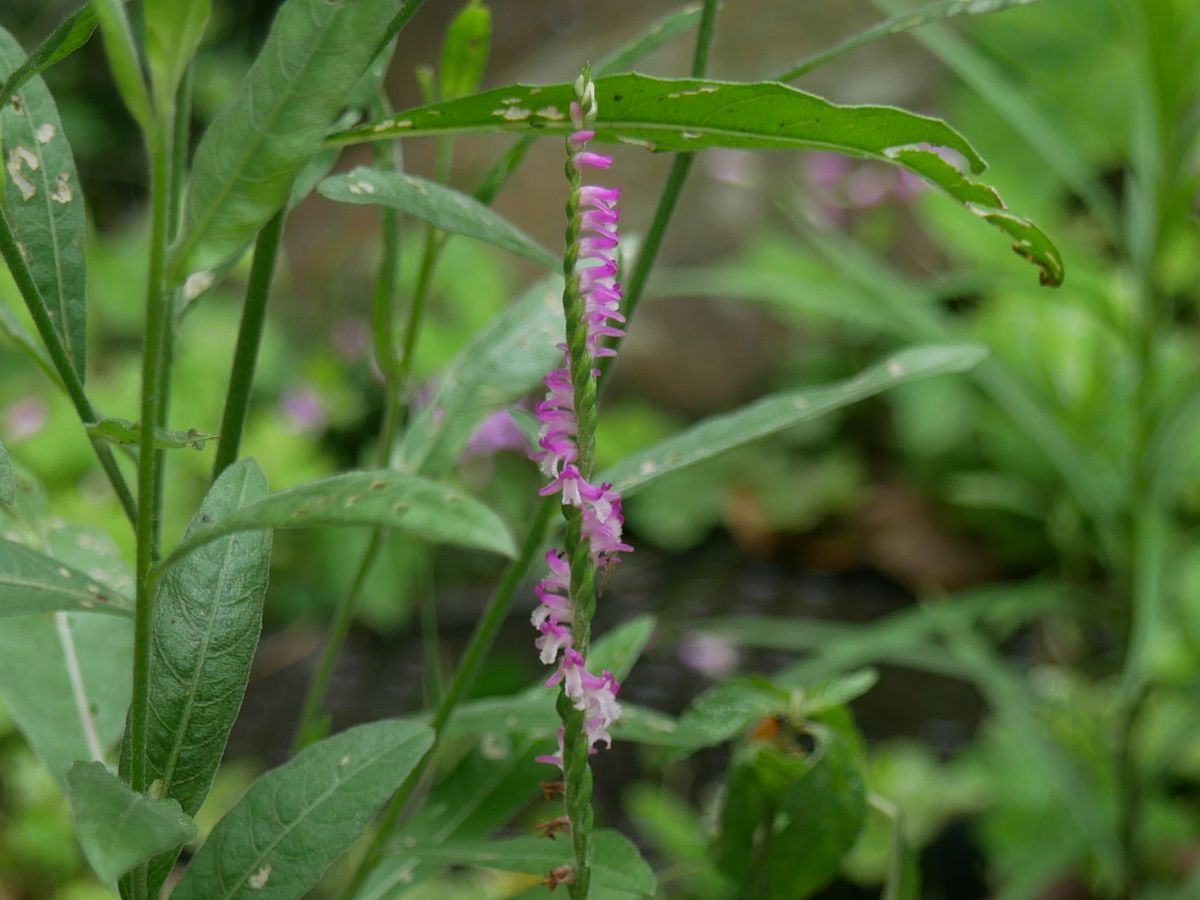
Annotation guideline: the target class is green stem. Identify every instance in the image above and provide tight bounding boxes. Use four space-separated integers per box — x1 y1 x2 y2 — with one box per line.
0 210 137 525
339 497 557 900
131 112 174 791
211 208 287 480
598 0 719 391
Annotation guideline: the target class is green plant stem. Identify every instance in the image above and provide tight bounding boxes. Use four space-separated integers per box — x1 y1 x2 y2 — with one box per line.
599 0 719 391
211 208 287 480
0 209 137 525
338 497 557 900
128 110 175 900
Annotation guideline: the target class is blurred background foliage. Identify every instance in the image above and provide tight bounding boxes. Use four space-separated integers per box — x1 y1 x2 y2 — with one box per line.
1 0 1199 897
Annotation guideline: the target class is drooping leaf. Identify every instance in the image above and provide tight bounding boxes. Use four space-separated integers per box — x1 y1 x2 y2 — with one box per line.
319 168 557 269
677 676 790 750
438 0 491 101
778 0 1042 79
156 470 516 573
0 302 61 385
67 761 197 885
331 74 1063 284
395 276 563 476
603 344 988 496
0 538 132 616
145 0 211 103
0 612 132 785
86 416 218 450
172 0 400 282
0 4 98 109
120 460 271 897
0 440 13 504
170 719 433 900
0 26 88 377
397 829 655 895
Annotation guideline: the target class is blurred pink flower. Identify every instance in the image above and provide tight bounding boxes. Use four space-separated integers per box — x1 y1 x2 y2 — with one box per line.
679 632 739 679
332 319 369 360
279 386 327 433
461 408 530 462
5 396 47 441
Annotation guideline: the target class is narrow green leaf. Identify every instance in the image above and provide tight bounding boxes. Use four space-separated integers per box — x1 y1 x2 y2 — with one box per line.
0 26 89 378
778 0 1041 79
0 440 13 504
588 613 656 682
158 470 516 574
171 719 433 900
396 829 655 895
319 167 557 269
0 612 132 785
330 74 1063 284
603 344 988 496
121 460 271 897
0 302 62 385
595 3 704 75
86 415 218 450
91 0 152 129
67 761 197 885
395 276 564 476
369 738 545 897
145 0 211 104
439 0 491 101
172 0 401 282
0 538 132 616
0 4 98 110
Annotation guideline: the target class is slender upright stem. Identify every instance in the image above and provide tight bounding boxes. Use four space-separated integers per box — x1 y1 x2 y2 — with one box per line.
130 111 174 792
0 210 137 525
599 0 720 391
339 497 557 900
211 208 287 480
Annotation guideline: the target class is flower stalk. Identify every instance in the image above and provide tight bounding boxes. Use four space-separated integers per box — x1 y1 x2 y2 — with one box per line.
531 67 632 899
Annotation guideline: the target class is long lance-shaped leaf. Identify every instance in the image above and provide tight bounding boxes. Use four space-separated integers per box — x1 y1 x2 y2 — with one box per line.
156 470 516 574
0 538 132 616
118 460 271 899
601 344 988 496
395 275 564 477
0 612 131 785
594 2 704 74
0 4 98 109
777 0 1041 79
170 719 433 900
330 74 1063 285
319 168 558 269
171 0 400 283
0 26 89 377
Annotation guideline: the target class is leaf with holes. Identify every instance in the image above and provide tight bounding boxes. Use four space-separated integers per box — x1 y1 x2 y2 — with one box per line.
603 344 987 496
0 26 88 377
332 74 1063 285
0 538 132 616
67 761 197 885
172 0 400 282
118 460 271 898
171 719 432 900
319 168 557 269
157 470 516 573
